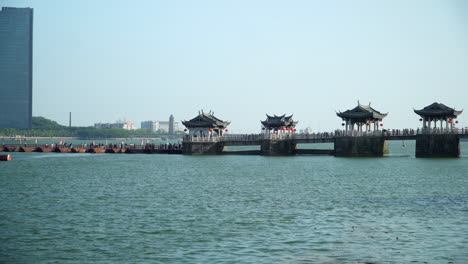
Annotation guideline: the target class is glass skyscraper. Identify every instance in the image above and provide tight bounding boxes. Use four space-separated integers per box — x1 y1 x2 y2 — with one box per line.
0 7 33 129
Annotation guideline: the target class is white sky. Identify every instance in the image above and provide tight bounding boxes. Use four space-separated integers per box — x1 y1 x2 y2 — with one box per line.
3 0 468 132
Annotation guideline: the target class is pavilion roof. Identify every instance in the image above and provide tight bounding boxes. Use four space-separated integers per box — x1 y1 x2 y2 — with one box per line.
182 110 230 128
337 103 388 120
414 102 462 118
261 114 298 128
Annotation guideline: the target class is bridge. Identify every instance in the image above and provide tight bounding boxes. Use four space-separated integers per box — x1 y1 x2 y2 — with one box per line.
181 103 466 157
185 129 428 143
1 143 183 154
182 129 468 157
2 103 466 158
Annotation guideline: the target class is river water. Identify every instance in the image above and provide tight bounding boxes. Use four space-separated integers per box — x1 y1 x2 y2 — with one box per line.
1 141 467 263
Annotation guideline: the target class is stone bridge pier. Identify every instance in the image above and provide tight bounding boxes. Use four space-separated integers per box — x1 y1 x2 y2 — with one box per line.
334 136 388 157
260 139 296 156
182 141 226 155
416 134 460 158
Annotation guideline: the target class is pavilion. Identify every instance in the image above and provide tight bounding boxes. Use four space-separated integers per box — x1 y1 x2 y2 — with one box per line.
182 110 230 138
261 114 298 134
337 102 388 133
414 102 462 131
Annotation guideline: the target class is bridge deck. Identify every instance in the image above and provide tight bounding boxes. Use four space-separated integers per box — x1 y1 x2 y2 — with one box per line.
185 132 468 145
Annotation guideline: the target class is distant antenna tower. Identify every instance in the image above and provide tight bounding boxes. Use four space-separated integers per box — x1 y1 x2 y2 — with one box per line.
69 112 71 128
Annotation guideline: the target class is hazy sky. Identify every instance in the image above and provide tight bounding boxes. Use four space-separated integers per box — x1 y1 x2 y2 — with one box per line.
3 0 468 132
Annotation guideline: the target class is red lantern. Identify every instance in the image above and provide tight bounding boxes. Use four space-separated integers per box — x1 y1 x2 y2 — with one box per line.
184 129 188 132
209 129 213 132
455 121 459 124
366 123 370 126
225 129 228 132
262 127 266 130
380 124 383 127
281 128 285 130
293 129 297 132
419 118 423 122
341 123 345 126
448 120 452 124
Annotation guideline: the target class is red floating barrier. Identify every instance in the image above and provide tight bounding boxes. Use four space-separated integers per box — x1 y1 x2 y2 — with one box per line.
0 154 12 161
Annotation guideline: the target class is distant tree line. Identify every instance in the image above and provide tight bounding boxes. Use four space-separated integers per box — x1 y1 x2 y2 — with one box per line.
0 117 184 139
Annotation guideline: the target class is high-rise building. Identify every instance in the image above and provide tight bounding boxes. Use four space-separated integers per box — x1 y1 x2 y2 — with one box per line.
0 7 33 129
141 120 160 132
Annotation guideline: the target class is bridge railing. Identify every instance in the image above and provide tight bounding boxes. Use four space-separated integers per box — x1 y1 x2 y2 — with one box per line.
416 128 467 135
182 128 468 143
184 133 336 142
184 134 264 142
184 136 222 142
336 128 468 136
335 130 415 137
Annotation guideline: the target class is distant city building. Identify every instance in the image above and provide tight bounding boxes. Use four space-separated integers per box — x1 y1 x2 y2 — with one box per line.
157 120 181 133
94 122 124 129
122 120 136 130
300 127 313 134
158 121 169 132
169 114 175 135
94 120 135 130
141 115 182 133
141 120 160 132
0 7 34 129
